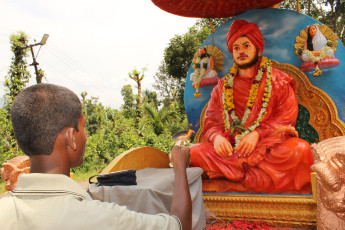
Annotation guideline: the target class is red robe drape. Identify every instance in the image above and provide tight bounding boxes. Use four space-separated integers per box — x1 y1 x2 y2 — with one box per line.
190 67 314 193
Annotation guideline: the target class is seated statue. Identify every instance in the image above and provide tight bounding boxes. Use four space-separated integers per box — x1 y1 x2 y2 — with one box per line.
190 47 218 97
190 20 314 194
190 47 218 82
301 24 335 76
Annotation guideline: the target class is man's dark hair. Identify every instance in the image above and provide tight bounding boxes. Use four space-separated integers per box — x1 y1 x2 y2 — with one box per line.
10 84 82 156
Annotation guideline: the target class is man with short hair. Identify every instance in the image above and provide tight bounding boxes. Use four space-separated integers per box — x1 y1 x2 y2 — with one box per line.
190 20 314 194
0 84 191 230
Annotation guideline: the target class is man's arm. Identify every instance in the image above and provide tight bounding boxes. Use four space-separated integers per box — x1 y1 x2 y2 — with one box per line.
169 146 192 230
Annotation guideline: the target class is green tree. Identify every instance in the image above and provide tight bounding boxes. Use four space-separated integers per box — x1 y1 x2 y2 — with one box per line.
164 26 210 81
128 68 146 117
0 108 22 167
142 103 177 135
158 25 211 107
195 18 231 31
121 84 136 118
280 0 345 44
4 31 31 112
153 61 182 106
142 89 159 109
82 95 105 135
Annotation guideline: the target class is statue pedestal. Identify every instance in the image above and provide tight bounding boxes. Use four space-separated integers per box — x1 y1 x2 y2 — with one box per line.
203 192 317 229
202 173 318 229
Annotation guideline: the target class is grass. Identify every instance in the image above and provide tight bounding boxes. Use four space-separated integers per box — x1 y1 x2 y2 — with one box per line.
73 170 99 182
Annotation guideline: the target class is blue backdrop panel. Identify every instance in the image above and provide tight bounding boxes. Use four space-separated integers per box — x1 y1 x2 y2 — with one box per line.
184 8 345 133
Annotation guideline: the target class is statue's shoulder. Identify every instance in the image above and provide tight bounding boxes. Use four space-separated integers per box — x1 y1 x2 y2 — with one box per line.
270 66 295 88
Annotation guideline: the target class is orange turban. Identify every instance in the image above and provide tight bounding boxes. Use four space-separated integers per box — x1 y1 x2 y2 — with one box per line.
226 20 264 54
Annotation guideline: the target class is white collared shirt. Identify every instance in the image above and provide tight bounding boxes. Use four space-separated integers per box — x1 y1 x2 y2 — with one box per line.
0 173 181 230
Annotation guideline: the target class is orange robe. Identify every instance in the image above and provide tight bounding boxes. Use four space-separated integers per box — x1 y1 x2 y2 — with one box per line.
190 67 314 193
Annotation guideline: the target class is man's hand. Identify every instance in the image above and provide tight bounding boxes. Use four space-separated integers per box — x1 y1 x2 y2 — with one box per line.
214 135 233 157
236 131 259 157
170 145 190 169
170 145 192 230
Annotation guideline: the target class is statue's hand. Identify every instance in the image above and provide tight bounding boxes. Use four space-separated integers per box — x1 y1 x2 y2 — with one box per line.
312 51 321 56
272 126 298 137
236 131 259 157
214 135 233 157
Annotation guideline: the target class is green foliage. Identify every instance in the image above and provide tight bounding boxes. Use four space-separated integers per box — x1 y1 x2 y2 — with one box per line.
121 84 136 118
153 61 183 106
280 0 345 44
72 92 189 174
128 67 146 126
164 26 211 81
142 89 159 109
195 18 231 31
0 180 6 194
141 103 178 135
82 95 105 135
0 31 29 168
0 108 23 167
4 31 31 112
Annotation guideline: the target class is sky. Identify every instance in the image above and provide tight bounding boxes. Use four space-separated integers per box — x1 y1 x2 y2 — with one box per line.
0 0 197 109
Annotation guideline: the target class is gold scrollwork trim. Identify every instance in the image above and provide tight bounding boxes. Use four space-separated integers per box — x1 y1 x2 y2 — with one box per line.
203 193 317 229
195 103 207 143
272 61 345 141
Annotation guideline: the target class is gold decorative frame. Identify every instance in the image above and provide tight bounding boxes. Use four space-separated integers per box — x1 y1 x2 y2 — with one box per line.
271 61 345 140
203 193 317 229
195 61 345 142
192 44 224 73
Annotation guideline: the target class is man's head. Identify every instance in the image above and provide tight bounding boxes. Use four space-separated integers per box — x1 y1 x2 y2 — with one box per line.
11 84 84 158
226 20 264 69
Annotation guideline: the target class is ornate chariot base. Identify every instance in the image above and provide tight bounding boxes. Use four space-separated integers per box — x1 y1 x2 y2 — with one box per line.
203 173 318 229
99 147 318 229
203 192 317 229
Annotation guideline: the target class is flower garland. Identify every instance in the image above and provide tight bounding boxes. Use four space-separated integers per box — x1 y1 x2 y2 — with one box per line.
222 56 273 148
192 53 210 97
302 46 331 63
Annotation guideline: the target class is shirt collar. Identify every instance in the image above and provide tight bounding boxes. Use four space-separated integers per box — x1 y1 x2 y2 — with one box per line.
13 173 91 200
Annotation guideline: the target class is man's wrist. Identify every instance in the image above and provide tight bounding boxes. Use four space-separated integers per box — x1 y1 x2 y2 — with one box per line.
173 163 187 173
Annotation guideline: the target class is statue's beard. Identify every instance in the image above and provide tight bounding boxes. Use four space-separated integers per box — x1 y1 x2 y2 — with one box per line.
235 49 259 69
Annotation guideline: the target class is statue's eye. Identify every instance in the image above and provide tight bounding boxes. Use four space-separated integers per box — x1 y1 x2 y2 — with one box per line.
245 44 250 48
233 46 239 51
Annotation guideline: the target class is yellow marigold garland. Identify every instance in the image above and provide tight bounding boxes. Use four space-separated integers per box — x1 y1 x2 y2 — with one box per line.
222 56 273 147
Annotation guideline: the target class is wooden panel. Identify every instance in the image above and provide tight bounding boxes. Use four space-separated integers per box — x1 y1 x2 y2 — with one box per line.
101 146 170 174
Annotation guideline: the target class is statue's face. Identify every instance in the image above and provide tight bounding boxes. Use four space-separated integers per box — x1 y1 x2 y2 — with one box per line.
309 26 317 38
198 48 205 55
232 36 258 69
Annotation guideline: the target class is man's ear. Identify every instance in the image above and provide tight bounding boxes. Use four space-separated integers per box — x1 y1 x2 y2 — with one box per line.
65 127 76 151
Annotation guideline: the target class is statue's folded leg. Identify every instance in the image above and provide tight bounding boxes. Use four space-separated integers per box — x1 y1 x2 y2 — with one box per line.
245 137 313 193
190 142 245 181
